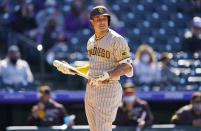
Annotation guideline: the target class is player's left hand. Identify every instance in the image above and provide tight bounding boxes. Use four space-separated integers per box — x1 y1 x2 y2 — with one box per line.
88 72 110 86
94 72 110 82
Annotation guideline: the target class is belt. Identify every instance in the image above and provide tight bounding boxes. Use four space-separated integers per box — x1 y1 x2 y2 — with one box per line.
87 79 110 84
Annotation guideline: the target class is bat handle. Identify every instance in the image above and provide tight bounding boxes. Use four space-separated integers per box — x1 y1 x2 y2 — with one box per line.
53 60 62 67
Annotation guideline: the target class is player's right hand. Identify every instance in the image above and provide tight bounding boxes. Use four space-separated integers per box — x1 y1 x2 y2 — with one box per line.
56 61 77 75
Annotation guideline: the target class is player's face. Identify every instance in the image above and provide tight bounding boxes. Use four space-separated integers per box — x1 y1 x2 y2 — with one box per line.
40 93 51 103
90 15 109 32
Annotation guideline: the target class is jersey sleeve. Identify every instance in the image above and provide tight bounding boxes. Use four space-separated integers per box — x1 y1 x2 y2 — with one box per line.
114 37 131 62
113 37 133 77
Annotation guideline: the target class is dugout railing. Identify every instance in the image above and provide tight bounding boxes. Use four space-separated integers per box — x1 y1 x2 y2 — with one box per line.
6 125 201 131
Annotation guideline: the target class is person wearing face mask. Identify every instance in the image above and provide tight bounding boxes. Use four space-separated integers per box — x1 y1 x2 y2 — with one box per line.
171 92 201 127
27 85 75 126
0 45 34 89
46 31 70 65
182 16 201 54
65 0 90 34
134 44 161 84
36 0 64 32
114 84 154 129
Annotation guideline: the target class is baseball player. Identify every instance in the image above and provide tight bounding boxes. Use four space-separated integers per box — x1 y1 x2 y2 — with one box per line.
56 5 133 131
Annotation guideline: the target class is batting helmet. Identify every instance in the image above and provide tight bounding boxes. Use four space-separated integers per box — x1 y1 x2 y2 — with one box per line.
90 5 111 25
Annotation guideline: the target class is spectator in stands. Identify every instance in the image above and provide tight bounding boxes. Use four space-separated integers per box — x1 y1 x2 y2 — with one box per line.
46 31 70 65
10 2 37 33
115 85 154 129
159 52 179 88
65 0 89 36
0 45 34 90
36 0 64 32
0 0 9 20
28 85 74 126
171 92 201 128
41 19 57 53
134 44 161 84
182 16 201 54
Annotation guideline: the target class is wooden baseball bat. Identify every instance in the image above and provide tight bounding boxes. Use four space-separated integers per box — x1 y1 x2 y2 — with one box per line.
53 60 90 80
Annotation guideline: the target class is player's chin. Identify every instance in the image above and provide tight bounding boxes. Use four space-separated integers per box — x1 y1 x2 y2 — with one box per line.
99 26 108 31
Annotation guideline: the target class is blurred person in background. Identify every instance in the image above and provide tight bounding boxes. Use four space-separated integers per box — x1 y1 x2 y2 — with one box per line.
0 45 34 91
159 52 179 89
115 84 154 130
28 85 75 126
65 0 89 36
134 44 161 84
10 2 37 33
36 0 64 32
8 1 38 47
171 92 201 128
46 31 70 65
182 16 201 54
0 0 10 23
41 19 57 53
35 0 64 48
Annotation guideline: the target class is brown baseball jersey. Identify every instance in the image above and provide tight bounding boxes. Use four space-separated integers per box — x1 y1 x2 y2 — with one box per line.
114 98 154 126
27 99 67 126
171 104 201 125
85 28 133 131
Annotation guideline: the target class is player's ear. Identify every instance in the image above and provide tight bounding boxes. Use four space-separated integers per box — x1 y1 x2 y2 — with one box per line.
90 19 94 26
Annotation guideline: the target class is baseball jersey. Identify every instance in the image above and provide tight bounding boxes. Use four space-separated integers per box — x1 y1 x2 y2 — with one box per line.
115 98 154 126
87 28 131 80
171 104 201 125
28 99 68 126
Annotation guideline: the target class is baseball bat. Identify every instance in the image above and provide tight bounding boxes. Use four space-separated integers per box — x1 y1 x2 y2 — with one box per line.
136 111 147 131
53 60 90 80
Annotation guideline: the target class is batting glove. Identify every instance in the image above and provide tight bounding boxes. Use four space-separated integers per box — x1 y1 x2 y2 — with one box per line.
88 72 110 86
95 72 110 81
88 79 99 86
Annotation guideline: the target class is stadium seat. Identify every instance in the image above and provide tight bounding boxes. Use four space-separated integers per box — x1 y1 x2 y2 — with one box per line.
155 4 169 13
